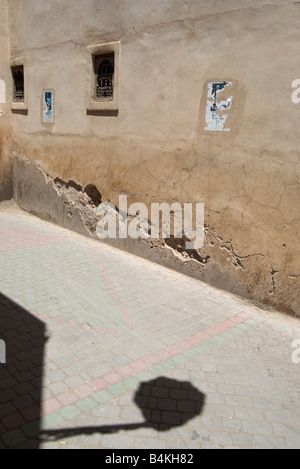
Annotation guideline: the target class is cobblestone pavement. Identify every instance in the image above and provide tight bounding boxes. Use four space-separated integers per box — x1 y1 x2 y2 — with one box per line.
0 201 299 449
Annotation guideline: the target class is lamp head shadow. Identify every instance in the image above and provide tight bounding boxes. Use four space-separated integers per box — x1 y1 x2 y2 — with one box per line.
133 376 205 431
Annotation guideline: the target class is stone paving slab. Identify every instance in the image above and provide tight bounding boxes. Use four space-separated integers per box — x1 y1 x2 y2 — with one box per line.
0 201 299 449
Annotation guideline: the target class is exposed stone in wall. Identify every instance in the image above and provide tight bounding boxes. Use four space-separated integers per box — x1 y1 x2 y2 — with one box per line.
13 154 300 317
13 155 99 237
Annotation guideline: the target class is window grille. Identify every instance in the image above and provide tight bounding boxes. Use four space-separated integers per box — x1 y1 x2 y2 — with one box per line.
12 66 24 102
95 56 114 101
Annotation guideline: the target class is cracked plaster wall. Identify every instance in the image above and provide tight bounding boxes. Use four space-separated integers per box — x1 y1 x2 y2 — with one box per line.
8 0 300 316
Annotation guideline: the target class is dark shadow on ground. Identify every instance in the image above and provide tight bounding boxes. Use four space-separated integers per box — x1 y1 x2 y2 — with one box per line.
41 377 206 441
0 291 206 447
0 293 47 449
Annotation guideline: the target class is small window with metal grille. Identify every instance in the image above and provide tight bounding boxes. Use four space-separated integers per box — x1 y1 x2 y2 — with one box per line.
12 65 25 102
94 54 114 101
87 41 120 112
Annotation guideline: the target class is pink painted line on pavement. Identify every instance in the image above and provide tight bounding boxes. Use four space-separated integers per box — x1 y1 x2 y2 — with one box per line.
89 378 107 391
56 391 79 406
0 226 65 252
40 309 259 416
87 245 137 332
31 309 123 337
42 398 62 415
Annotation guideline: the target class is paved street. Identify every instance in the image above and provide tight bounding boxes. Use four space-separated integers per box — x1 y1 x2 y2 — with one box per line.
0 200 299 449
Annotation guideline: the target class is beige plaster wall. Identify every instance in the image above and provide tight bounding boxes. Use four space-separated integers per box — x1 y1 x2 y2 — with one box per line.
7 0 300 315
0 0 12 201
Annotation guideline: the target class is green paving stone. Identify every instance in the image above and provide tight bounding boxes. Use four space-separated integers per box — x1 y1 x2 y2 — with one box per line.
76 319 87 326
122 377 139 390
48 311 61 318
170 354 188 365
107 383 127 397
77 397 98 412
182 349 200 359
148 365 167 375
59 312 73 320
59 405 81 420
2 429 27 448
135 371 153 382
193 342 212 352
229 327 243 337
244 319 260 328
157 358 176 374
41 413 64 429
159 359 176 370
236 323 251 331
233 328 244 335
251 316 265 324
204 337 223 347
212 335 227 344
219 329 237 340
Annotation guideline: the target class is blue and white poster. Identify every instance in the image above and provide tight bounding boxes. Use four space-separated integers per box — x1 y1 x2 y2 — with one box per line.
43 91 54 123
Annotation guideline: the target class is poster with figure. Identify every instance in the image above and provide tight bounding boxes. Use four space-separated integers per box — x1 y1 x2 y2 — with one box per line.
205 81 233 132
43 91 54 123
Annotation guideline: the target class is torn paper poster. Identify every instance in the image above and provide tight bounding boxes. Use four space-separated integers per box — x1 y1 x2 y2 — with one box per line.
205 81 233 132
43 91 54 123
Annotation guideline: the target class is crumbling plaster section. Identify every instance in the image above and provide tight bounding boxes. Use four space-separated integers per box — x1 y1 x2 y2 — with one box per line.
12 153 300 317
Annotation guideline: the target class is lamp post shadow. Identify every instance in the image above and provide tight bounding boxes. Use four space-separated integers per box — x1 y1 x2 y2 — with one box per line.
41 377 206 442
